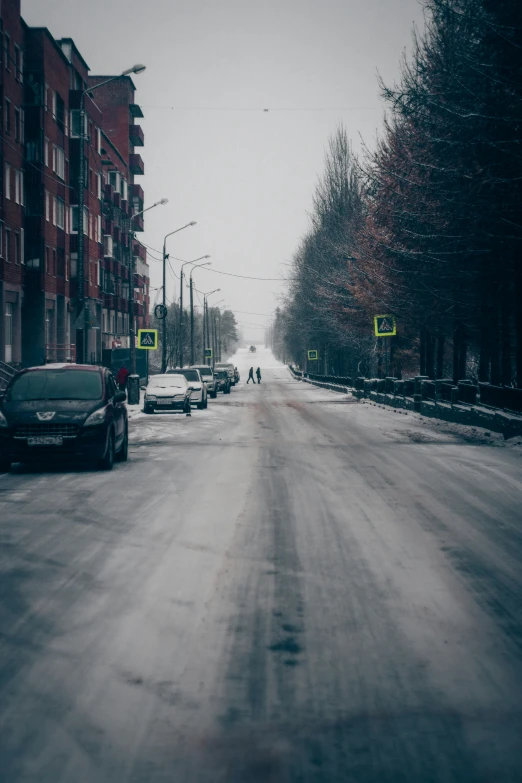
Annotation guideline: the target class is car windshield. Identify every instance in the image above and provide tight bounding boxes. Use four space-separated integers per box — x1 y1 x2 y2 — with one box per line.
197 367 212 377
148 375 186 388
168 370 200 382
6 370 103 401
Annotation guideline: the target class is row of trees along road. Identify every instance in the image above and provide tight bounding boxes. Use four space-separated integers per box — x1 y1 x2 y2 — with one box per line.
271 0 522 386
149 305 238 372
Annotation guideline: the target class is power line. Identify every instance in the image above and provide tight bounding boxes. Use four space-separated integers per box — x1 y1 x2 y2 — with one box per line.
141 105 381 113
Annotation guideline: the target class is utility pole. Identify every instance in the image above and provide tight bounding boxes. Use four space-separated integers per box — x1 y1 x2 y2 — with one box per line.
190 276 195 365
202 296 206 364
178 267 184 368
160 221 197 372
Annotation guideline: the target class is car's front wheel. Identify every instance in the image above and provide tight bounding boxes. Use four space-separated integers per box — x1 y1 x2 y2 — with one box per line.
210 390 217 399
99 430 115 471
197 397 204 410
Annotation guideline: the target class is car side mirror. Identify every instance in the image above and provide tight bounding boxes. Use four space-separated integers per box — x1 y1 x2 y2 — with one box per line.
114 391 127 403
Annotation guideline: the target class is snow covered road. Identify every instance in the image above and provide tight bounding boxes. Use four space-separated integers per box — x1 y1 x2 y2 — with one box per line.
1 348 522 781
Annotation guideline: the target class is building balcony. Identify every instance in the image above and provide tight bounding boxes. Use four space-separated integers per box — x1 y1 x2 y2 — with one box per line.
129 103 144 119
129 154 144 176
134 302 144 317
129 124 144 147
131 183 144 202
113 191 121 208
132 240 147 261
131 213 144 232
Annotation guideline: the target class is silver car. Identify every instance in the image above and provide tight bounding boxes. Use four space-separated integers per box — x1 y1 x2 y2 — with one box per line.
189 365 217 399
215 363 236 385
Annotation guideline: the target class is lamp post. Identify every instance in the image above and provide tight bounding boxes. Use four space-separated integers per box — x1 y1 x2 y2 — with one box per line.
76 63 146 364
178 255 210 367
189 261 211 364
128 198 168 374
161 221 197 372
201 289 221 364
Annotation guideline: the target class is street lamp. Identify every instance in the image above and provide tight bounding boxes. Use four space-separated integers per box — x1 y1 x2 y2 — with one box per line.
189 261 212 365
178 256 210 367
202 288 221 365
161 222 197 371
128 198 168 375
76 63 146 364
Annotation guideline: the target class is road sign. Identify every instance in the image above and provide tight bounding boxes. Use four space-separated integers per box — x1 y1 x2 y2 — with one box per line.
154 304 168 320
204 348 213 359
138 329 158 349
374 315 396 337
308 350 319 360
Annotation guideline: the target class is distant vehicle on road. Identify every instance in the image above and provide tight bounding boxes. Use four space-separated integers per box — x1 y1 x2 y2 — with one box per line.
213 369 231 394
167 368 208 409
249 345 257 353
144 374 193 415
0 364 128 472
214 362 236 385
190 365 217 399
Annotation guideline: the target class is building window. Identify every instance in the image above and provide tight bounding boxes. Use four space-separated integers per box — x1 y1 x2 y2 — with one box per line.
70 110 88 138
96 172 102 199
44 138 49 167
4 34 10 72
96 127 101 154
5 304 13 363
52 145 65 180
55 93 65 132
109 170 120 192
20 228 24 265
14 170 24 205
5 229 11 263
52 91 57 122
52 249 56 276
45 191 50 221
14 233 20 265
44 83 49 110
14 45 23 82
0 221 3 257
5 99 11 135
55 197 65 230
5 163 10 199
14 108 20 141
97 215 102 243
71 205 88 234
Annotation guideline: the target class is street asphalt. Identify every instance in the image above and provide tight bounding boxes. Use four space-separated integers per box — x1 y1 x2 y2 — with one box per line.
1 348 522 782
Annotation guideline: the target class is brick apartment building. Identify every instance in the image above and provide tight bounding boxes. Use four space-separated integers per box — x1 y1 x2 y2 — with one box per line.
0 0 150 368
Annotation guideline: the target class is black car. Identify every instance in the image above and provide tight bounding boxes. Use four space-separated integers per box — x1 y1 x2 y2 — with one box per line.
213 369 231 394
0 364 128 472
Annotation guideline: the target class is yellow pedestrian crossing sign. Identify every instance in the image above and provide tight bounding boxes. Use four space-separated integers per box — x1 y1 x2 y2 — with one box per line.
374 316 396 337
138 329 158 349
308 350 319 360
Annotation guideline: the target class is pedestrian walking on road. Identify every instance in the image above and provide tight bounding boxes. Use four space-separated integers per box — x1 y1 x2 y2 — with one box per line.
116 364 129 391
247 367 255 384
256 367 261 384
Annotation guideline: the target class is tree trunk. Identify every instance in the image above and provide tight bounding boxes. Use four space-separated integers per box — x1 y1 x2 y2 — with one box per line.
419 326 426 376
453 319 460 383
458 325 467 381
490 303 501 386
501 295 512 386
436 334 445 379
426 333 435 379
516 264 522 387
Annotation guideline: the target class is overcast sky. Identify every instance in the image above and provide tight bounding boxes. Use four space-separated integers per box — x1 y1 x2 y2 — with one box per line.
23 0 425 342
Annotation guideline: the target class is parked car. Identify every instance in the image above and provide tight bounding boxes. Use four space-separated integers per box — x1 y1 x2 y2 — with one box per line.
0 364 128 472
215 362 236 385
143 374 193 414
167 368 207 409
190 365 217 399
213 369 232 394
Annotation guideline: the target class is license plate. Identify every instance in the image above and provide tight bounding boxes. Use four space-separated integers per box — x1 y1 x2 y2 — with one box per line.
27 436 63 446
157 399 174 406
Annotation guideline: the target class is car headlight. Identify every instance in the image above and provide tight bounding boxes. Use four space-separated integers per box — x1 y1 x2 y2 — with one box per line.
84 407 107 427
0 410 8 428
174 394 185 400
145 394 157 401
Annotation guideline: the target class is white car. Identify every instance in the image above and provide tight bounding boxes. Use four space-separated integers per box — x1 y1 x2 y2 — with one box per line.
167 368 208 409
190 365 217 399
143 374 193 415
